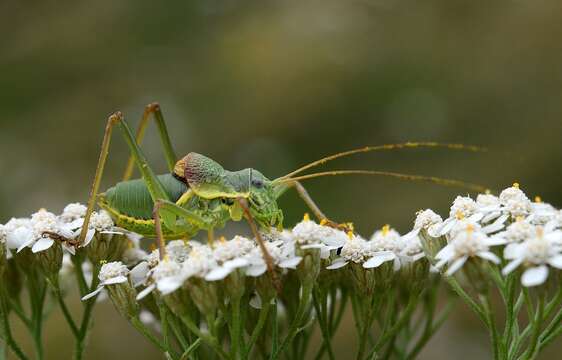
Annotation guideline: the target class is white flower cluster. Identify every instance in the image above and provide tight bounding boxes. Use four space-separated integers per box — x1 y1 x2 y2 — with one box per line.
326 224 424 271
0 204 131 256
133 228 309 299
415 185 562 287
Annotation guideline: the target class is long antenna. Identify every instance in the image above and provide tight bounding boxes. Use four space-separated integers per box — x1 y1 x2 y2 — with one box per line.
277 142 486 181
276 170 488 193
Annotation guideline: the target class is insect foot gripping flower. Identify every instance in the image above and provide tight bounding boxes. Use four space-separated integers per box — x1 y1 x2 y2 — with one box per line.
502 225 562 287
434 221 504 278
83 261 139 319
83 211 130 263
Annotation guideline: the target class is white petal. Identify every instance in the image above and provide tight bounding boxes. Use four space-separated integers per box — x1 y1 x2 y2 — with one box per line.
223 258 249 269
445 256 468 276
547 255 562 269
477 251 501 264
300 244 323 250
279 256 302 269
136 284 156 300
469 213 484 223
403 229 420 241
7 227 33 250
502 258 523 275
157 277 184 295
205 267 233 281
32 237 54 253
439 219 456 236
249 294 262 310
82 229 96 247
393 257 401 271
326 259 348 270
246 264 267 277
482 215 508 234
81 286 104 301
521 265 549 287
504 243 523 260
435 244 454 261
17 237 37 253
130 262 150 286
100 230 124 235
102 276 128 285
363 251 396 269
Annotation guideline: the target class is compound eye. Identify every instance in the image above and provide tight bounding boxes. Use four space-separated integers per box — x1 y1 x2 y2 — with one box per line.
251 179 264 188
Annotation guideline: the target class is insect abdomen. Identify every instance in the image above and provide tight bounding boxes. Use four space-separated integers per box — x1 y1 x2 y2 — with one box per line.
102 174 188 220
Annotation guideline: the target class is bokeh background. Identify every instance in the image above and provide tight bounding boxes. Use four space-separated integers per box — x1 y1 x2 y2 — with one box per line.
1 0 561 358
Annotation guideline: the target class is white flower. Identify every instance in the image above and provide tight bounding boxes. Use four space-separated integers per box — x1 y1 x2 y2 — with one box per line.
212 236 254 263
527 201 558 225
136 260 186 300
499 185 532 218
397 235 425 263
82 261 130 300
409 209 443 238
502 226 562 287
4 218 33 250
244 239 301 277
292 218 348 259
166 240 193 263
363 225 401 269
476 194 504 223
435 224 503 276
494 218 535 244
326 234 369 270
60 203 87 223
122 247 148 267
439 196 483 235
89 211 115 231
183 246 218 279
204 236 254 281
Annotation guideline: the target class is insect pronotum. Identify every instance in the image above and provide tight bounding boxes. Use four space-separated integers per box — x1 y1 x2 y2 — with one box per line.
64 103 486 288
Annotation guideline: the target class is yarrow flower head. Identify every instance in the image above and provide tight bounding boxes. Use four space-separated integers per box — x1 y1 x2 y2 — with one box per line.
435 222 504 276
82 261 130 300
326 233 369 270
502 226 562 287
499 184 532 218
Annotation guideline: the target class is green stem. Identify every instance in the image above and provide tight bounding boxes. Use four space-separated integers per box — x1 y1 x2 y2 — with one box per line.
480 295 501 360
312 290 335 360
180 315 229 360
406 298 454 360
271 281 313 360
271 299 279 357
244 303 270 358
180 339 202 360
0 296 28 360
52 283 79 337
131 317 169 353
230 297 242 360
523 292 544 360
444 276 487 324
367 295 419 359
74 264 101 360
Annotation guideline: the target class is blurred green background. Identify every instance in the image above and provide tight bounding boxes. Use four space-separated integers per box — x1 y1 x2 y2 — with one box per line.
1 0 561 358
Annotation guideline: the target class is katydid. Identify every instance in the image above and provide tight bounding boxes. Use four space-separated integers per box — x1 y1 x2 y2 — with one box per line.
56 103 485 284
